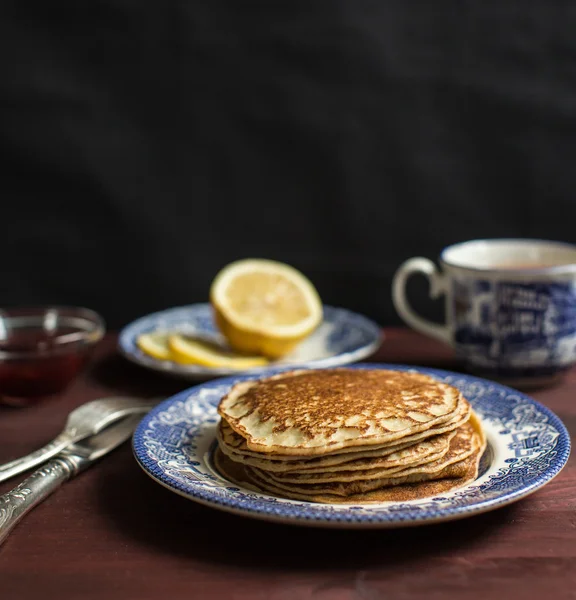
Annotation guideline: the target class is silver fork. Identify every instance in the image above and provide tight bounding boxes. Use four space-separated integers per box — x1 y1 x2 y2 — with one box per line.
0 396 160 484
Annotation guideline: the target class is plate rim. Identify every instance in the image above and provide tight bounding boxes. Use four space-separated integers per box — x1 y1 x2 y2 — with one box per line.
132 363 571 528
118 303 383 378
134 460 559 529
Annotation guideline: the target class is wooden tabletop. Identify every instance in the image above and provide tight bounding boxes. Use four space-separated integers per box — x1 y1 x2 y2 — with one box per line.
1 330 575 600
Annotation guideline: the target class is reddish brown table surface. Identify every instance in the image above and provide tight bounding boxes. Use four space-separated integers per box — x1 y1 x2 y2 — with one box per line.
1 329 575 600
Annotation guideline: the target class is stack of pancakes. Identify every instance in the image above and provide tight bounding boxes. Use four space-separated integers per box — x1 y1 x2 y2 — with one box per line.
215 369 486 503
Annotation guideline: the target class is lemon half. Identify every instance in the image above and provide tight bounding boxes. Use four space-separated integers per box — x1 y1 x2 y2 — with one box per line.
210 258 323 358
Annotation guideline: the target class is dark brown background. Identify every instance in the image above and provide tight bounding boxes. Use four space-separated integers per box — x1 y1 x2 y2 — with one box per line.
1 331 575 600
2 1 576 329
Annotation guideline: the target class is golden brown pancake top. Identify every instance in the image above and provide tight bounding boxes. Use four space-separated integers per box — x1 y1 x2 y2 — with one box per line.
222 369 460 439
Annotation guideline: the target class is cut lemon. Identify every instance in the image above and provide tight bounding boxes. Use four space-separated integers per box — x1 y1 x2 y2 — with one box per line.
136 332 173 361
210 258 323 358
168 334 269 368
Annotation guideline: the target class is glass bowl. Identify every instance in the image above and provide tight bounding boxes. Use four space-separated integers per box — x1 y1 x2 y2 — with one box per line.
0 306 105 402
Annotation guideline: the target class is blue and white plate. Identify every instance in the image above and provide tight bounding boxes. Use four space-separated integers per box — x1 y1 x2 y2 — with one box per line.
132 364 571 529
119 304 382 380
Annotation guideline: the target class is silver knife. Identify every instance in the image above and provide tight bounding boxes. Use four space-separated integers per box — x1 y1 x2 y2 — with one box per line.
0 414 142 546
0 397 160 485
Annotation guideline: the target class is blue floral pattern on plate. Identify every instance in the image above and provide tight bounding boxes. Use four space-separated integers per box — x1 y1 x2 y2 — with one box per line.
132 364 570 528
119 304 382 380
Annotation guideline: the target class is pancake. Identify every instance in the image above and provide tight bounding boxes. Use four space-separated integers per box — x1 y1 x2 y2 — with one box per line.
215 367 487 505
219 426 457 474
218 369 464 455
247 417 483 495
259 431 459 484
217 401 470 470
214 447 483 504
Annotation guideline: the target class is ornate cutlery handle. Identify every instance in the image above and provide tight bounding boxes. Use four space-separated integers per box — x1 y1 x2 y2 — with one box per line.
0 434 73 484
0 458 77 546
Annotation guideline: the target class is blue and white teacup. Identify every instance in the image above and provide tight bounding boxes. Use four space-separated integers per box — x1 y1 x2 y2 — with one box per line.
392 239 576 385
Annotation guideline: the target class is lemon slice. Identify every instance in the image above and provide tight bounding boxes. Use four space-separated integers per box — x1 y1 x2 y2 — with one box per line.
136 332 172 361
210 258 323 358
168 334 269 368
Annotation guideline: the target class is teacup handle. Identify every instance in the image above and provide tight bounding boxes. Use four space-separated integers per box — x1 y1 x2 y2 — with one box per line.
392 258 451 345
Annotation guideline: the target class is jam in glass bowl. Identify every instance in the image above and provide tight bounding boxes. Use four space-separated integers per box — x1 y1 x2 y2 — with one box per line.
0 306 105 404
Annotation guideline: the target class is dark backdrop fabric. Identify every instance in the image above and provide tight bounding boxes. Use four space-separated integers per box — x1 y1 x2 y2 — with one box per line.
2 1 576 329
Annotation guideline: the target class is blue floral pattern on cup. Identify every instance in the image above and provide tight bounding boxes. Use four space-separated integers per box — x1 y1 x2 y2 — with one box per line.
453 278 576 378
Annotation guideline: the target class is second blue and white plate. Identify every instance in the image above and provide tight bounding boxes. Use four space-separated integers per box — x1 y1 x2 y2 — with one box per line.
132 364 570 529
119 303 382 380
